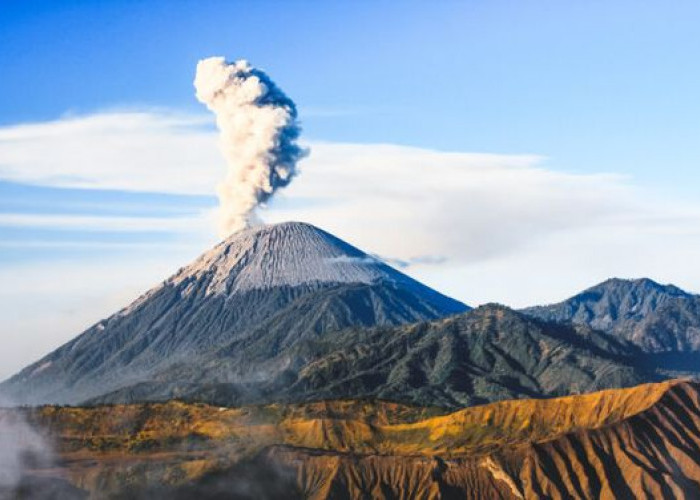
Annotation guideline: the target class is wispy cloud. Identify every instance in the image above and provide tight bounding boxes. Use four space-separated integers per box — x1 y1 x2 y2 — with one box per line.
0 111 222 194
265 141 638 266
0 212 215 233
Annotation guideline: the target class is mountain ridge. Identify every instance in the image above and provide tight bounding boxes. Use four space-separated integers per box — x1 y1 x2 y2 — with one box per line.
523 277 700 353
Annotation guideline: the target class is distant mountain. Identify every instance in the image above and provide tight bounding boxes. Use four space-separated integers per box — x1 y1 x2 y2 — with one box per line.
86 304 655 409
523 278 700 354
0 222 467 405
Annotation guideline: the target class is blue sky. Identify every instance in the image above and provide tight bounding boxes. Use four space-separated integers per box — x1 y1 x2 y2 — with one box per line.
2 1 700 376
3 0 700 190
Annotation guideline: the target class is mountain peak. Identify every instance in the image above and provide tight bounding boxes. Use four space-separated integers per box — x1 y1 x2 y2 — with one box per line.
589 277 691 298
523 277 700 353
167 221 404 298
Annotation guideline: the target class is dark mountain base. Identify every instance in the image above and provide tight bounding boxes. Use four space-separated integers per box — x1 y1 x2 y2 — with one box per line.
86 304 659 409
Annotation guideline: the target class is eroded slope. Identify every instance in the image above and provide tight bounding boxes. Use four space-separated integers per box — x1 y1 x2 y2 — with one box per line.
9 379 700 498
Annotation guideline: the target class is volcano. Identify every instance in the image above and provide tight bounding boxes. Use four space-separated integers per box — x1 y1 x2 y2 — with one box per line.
0 222 467 405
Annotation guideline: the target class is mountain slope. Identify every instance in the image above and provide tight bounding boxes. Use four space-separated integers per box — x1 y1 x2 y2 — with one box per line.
86 304 656 409
523 278 700 353
0 222 467 405
10 380 700 499
279 304 655 407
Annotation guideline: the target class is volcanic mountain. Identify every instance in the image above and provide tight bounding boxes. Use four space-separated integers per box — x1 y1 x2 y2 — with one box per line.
523 278 700 355
0 222 467 405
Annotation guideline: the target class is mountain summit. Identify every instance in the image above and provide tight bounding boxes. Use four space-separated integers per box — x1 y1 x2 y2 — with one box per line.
1 222 467 405
165 221 448 297
523 278 700 353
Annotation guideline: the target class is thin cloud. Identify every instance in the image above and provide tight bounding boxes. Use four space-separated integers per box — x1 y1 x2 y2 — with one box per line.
0 212 214 234
0 111 222 194
1 110 700 300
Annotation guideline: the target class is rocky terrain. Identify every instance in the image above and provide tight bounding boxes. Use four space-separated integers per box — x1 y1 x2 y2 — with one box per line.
8 379 700 499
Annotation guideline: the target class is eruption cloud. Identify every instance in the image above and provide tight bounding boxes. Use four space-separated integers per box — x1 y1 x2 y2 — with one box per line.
194 57 307 236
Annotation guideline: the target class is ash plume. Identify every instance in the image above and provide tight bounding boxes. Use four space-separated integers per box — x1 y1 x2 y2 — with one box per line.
194 57 307 236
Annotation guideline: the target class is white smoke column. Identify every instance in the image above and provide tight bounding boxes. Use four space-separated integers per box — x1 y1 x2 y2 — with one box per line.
194 57 307 236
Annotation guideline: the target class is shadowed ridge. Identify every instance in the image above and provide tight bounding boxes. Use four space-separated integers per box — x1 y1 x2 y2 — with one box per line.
276 303 653 410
